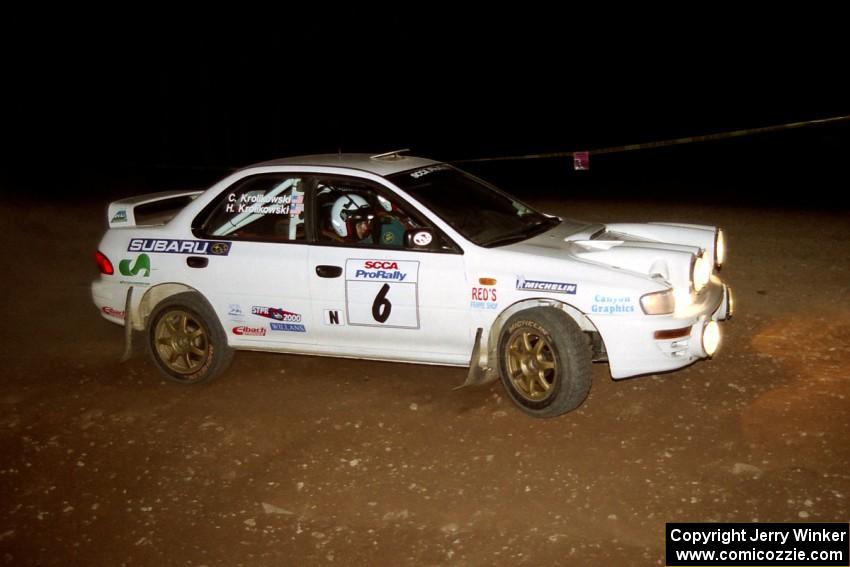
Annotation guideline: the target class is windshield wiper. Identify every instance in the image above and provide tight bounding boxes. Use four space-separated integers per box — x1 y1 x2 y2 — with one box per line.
480 217 560 248
481 233 531 247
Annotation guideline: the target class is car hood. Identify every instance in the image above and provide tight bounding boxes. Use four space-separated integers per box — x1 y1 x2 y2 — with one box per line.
503 218 717 289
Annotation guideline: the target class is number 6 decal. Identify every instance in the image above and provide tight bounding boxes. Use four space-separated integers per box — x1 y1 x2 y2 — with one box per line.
345 259 419 328
372 283 392 323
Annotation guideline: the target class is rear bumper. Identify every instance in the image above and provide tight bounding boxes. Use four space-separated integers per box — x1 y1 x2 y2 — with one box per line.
92 278 128 325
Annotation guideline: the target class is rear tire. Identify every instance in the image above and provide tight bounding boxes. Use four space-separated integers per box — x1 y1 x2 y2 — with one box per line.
498 307 592 418
146 292 233 384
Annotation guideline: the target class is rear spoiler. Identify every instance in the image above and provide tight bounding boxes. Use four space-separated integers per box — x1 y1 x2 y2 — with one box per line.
107 190 204 228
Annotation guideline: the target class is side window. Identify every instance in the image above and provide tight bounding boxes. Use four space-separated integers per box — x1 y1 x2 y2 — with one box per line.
196 174 307 242
315 177 420 248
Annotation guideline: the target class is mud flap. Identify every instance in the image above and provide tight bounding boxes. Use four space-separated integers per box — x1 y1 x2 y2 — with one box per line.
454 327 497 390
120 286 134 362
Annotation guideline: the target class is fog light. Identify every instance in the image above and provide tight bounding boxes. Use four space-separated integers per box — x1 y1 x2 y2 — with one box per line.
702 321 720 356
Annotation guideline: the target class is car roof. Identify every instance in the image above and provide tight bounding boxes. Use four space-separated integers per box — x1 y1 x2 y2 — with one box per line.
247 153 442 177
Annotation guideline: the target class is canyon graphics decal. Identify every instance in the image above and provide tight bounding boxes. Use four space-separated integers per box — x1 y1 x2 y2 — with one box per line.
591 294 635 314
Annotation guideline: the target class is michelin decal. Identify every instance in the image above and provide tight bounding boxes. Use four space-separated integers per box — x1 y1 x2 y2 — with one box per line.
516 276 577 294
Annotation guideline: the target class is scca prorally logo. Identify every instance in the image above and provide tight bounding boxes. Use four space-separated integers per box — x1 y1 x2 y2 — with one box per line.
354 260 407 281
119 254 151 277
251 306 302 322
232 326 266 336
516 277 577 294
128 239 231 256
111 210 128 223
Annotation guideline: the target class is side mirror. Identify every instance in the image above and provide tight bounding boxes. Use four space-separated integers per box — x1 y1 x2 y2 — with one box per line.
404 228 438 251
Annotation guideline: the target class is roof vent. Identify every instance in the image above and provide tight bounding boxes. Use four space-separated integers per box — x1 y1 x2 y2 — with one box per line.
370 149 410 161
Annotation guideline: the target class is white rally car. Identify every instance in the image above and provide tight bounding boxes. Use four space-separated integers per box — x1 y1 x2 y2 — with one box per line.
92 151 732 417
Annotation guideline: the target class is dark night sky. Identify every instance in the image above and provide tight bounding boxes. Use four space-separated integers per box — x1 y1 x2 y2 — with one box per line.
4 10 849 205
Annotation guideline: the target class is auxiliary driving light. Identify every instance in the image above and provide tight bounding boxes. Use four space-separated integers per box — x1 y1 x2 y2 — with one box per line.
702 320 720 357
715 229 726 268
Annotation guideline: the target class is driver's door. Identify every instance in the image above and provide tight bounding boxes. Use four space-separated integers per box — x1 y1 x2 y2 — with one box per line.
306 175 472 365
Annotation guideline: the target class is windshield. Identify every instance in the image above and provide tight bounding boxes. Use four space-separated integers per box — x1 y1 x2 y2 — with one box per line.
388 165 560 247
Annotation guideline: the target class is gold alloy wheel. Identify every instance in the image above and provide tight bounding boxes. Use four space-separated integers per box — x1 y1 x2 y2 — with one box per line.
505 327 558 402
154 309 210 375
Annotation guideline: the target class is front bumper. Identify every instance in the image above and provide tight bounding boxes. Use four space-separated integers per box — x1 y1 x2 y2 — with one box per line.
593 280 732 379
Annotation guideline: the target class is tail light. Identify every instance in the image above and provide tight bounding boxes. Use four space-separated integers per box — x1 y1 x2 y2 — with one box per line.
95 251 114 275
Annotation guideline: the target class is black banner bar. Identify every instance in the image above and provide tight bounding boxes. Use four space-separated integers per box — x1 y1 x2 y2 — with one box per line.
666 523 849 566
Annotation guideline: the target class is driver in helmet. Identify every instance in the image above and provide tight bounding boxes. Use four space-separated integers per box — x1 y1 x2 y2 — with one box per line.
330 194 375 244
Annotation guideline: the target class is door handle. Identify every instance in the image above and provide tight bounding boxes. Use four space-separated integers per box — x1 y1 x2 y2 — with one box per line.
187 256 208 268
315 265 342 278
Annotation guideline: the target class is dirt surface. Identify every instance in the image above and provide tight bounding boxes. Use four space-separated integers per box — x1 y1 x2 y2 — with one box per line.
1 198 849 566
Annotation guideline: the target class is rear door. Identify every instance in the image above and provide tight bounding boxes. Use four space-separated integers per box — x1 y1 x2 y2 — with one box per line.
188 172 314 347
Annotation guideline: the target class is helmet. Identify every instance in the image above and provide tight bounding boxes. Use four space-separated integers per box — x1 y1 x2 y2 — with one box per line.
330 194 372 237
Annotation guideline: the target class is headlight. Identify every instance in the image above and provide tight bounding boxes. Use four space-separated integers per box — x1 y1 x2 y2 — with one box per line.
640 290 675 315
673 287 693 312
693 253 711 292
715 228 725 268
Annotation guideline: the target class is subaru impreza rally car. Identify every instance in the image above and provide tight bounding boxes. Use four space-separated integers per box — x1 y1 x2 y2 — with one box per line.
92 151 732 417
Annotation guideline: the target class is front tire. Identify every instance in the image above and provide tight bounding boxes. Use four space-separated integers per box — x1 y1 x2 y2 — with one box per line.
146 292 233 384
498 307 591 418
